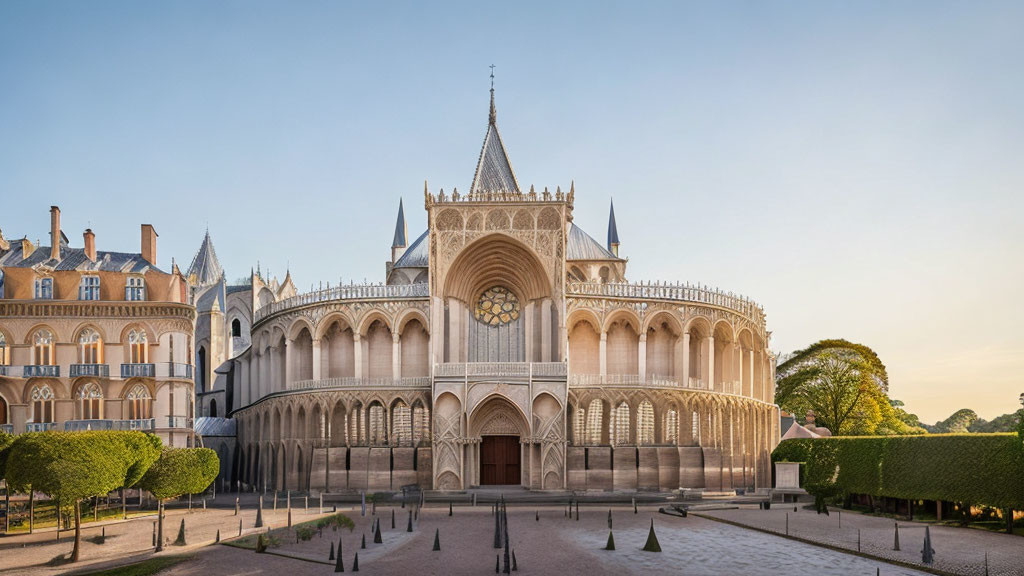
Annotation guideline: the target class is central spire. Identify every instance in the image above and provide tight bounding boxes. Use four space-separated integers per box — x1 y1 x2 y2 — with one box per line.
470 70 520 195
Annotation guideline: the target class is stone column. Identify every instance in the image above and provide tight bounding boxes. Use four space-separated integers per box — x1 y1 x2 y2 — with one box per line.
448 300 461 363
705 336 715 391
737 345 744 396
599 332 608 378
284 338 293 390
747 350 754 397
353 334 363 378
311 339 322 381
637 333 647 383
392 334 401 379
540 298 552 362
524 301 535 362
681 332 691 386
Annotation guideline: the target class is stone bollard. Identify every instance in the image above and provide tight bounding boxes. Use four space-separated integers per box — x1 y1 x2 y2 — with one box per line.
235 497 240 516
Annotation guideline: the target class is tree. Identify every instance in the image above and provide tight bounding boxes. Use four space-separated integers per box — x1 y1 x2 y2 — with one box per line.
928 409 979 433
4 431 161 562
137 448 219 551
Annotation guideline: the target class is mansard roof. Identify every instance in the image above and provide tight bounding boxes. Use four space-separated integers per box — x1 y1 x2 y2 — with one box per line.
187 230 224 286
567 224 621 261
0 241 162 273
393 229 428 269
469 89 521 195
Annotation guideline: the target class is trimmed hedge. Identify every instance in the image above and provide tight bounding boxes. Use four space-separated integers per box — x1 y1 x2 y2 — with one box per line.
773 433 1024 510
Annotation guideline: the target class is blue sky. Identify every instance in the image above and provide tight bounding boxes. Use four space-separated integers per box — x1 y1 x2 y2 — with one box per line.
2 1 1022 422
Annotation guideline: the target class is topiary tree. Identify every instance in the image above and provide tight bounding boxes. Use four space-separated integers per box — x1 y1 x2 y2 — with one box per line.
137 448 219 552
4 431 161 562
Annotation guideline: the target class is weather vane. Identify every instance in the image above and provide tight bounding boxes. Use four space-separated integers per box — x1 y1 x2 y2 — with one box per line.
490 64 495 89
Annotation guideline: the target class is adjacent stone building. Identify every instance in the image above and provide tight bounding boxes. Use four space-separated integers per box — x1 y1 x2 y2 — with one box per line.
0 207 196 447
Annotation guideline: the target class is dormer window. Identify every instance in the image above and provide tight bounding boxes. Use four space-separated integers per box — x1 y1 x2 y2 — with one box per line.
35 277 53 299
79 275 100 300
126 276 145 301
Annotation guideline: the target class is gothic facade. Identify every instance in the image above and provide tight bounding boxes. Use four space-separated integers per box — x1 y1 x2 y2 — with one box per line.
221 89 781 493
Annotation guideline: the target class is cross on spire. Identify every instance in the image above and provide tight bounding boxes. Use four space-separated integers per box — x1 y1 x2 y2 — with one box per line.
488 64 497 125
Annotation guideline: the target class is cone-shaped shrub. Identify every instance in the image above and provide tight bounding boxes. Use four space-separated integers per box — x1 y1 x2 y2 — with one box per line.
174 519 187 546
642 519 661 552
894 523 901 551
352 552 359 572
605 530 616 550
407 511 413 532
921 526 935 565
391 509 395 529
449 501 453 516
512 549 518 571
608 509 613 529
334 537 344 572
536 510 539 522
361 533 366 549
495 554 500 573
329 540 335 560
374 521 383 544
432 528 441 551
215 529 220 543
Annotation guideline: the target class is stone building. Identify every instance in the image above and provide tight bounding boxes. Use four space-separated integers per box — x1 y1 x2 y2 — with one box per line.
0 207 196 447
221 88 780 493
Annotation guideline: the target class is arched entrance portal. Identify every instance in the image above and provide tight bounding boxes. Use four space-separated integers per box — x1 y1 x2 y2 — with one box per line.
469 395 529 486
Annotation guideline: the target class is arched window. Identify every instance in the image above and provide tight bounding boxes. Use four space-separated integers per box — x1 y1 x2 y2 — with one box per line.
368 403 387 446
0 333 8 366
412 402 430 446
664 409 679 445
637 400 654 445
692 412 700 445
31 384 54 423
126 384 152 420
78 328 103 364
586 399 604 445
231 319 242 338
573 407 585 445
392 401 411 446
610 402 630 446
128 329 148 363
33 329 55 365
77 382 103 419
197 347 207 393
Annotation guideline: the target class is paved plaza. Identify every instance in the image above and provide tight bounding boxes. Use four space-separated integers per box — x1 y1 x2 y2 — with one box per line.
6 497 1020 576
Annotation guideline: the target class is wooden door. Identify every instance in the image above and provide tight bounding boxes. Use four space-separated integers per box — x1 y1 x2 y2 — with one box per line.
480 435 521 485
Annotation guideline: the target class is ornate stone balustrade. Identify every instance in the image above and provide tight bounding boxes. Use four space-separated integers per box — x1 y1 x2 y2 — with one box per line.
566 281 765 325
568 373 709 390
425 186 573 208
287 376 432 391
434 362 567 380
254 282 429 325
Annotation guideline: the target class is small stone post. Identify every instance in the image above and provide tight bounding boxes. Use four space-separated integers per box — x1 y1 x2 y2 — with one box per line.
235 497 240 516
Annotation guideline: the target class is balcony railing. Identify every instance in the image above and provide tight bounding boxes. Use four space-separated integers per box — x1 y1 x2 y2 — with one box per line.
566 281 765 324
434 362 567 379
158 362 193 380
64 419 115 431
70 364 110 378
0 365 8 377
117 418 155 431
165 416 194 429
568 373 709 390
23 365 59 378
26 422 58 432
1 424 13 434
121 363 156 378
288 376 431 391
255 282 429 324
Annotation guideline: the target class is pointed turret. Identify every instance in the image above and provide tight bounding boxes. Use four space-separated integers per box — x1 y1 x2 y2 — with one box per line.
187 229 224 287
607 199 620 257
392 199 407 249
470 83 520 195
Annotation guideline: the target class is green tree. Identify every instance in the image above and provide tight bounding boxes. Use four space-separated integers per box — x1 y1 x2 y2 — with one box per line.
0 429 13 477
928 409 979 433
4 431 161 562
137 448 219 551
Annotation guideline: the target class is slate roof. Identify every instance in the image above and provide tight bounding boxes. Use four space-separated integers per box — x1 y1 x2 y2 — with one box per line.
567 224 621 261
393 230 429 269
607 199 620 249
0 242 163 273
469 90 521 195
194 417 236 437
186 231 224 286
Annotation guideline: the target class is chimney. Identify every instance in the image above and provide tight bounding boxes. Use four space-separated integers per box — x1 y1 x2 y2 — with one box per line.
141 224 158 266
49 206 61 261
83 229 96 261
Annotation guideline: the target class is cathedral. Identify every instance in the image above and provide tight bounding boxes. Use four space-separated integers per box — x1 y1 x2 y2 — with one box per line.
191 87 780 493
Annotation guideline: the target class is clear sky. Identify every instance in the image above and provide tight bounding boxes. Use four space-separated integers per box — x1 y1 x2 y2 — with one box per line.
2 1 1022 423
